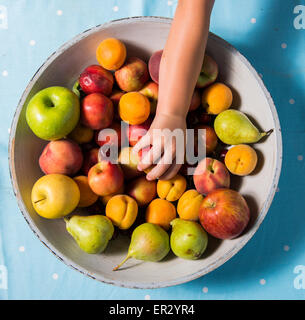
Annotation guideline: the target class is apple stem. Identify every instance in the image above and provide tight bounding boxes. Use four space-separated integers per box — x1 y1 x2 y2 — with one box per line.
113 254 131 271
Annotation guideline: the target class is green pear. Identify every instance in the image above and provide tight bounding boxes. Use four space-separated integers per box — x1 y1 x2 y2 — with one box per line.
214 109 272 145
170 218 208 260
65 215 114 254
113 223 170 271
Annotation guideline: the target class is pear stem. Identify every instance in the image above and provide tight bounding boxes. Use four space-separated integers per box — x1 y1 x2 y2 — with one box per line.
113 254 131 271
262 129 274 137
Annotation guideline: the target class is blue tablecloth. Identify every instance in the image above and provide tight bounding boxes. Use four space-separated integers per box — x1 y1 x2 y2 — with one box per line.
0 0 304 300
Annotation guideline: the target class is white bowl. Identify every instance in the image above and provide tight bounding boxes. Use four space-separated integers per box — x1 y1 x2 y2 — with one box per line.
9 17 282 289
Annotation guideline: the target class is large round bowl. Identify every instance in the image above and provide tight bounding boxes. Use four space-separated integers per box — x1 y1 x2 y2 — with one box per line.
9 17 282 289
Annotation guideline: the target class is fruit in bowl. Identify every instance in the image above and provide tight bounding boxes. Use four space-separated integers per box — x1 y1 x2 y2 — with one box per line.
39 139 83 176
193 157 230 195
88 160 124 196
199 188 250 240
26 86 80 140
96 38 127 71
118 92 150 125
10 21 280 289
31 174 80 219
113 223 170 271
81 93 114 130
65 215 114 254
79 65 114 95
170 218 208 260
115 57 149 92
196 54 219 88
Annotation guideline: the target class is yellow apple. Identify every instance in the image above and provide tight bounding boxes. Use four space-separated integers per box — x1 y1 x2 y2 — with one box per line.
31 174 80 219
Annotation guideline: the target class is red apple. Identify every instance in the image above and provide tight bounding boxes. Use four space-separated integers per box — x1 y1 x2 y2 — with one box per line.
199 188 250 239
139 81 158 114
196 55 218 88
189 89 201 111
127 118 151 147
193 157 230 195
88 161 124 196
195 124 218 155
115 57 149 92
79 65 114 95
39 139 83 175
82 147 99 175
110 90 124 121
148 50 163 84
81 93 113 130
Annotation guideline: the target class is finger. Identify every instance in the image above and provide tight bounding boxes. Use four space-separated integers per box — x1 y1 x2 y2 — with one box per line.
159 163 182 181
138 143 163 171
146 148 175 180
132 133 152 155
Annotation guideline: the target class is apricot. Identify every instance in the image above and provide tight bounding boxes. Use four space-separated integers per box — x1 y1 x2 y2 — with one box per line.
157 174 187 202
177 189 204 221
106 195 138 229
127 176 157 207
118 92 150 125
100 185 124 206
146 198 176 230
202 83 233 115
73 176 98 207
224 144 258 176
96 38 126 71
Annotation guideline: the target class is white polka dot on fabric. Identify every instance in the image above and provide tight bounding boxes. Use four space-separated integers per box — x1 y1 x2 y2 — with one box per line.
251 18 256 24
113 6 119 12
289 99 295 105
144 295 151 300
19 246 25 252
57 10 63 16
297 155 303 161
29 40 36 46
2 70 8 77
259 279 266 285
167 1 173 6
202 287 208 293
52 273 58 280
281 43 287 49
8 128 11 134
283 245 290 252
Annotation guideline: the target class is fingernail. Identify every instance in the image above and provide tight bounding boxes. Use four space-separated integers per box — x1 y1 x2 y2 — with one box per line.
146 174 151 180
137 165 142 171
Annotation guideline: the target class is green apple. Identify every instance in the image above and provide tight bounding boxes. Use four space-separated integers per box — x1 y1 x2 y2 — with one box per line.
26 86 80 140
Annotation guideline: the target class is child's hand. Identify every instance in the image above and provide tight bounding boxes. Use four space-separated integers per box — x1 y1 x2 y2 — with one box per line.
132 112 186 181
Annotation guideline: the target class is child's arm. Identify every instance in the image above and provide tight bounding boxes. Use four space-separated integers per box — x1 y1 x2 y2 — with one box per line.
133 0 215 180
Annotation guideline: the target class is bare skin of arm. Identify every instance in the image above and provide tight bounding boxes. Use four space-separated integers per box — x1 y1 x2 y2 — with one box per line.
133 0 215 180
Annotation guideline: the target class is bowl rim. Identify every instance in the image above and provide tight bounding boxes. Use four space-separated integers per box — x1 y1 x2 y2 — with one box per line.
8 16 282 289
